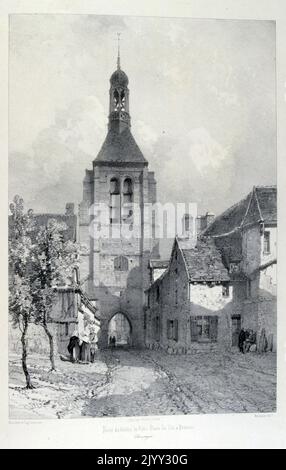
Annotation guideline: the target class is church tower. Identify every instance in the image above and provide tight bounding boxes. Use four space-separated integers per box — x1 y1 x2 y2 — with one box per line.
79 46 157 348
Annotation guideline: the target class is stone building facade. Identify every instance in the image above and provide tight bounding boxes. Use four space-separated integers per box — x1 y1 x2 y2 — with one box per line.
79 56 157 348
204 185 277 352
145 186 277 354
145 236 233 353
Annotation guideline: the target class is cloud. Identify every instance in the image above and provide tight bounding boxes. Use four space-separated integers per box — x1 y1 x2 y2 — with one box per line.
9 95 107 212
188 128 229 173
9 15 276 220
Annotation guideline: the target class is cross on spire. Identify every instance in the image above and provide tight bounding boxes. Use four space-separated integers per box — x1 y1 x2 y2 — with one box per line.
117 32 121 70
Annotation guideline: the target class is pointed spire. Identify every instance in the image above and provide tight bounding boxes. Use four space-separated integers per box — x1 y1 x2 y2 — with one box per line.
117 32 121 70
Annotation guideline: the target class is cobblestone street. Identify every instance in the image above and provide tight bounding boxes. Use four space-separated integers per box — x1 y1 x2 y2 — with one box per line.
9 349 276 419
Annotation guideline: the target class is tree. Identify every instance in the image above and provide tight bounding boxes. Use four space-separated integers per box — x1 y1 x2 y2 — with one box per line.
31 219 79 371
9 196 35 388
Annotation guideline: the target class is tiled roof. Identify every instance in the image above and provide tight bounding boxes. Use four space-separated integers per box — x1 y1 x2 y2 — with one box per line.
203 186 277 236
179 237 230 282
203 194 251 236
93 128 147 165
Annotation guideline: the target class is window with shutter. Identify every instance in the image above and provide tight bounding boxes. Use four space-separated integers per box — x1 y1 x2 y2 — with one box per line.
191 316 217 342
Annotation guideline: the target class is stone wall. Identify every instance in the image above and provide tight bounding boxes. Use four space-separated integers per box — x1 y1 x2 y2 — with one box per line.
146 240 234 353
241 225 277 352
78 161 157 349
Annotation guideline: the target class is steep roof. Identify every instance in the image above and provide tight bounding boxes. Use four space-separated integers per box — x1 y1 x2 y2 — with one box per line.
179 237 230 282
203 194 251 236
203 186 277 237
93 128 147 166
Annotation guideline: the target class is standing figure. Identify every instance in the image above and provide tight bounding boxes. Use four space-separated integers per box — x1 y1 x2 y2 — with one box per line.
67 334 81 362
238 328 246 353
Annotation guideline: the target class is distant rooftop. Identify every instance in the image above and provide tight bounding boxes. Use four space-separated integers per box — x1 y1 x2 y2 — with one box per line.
203 185 277 237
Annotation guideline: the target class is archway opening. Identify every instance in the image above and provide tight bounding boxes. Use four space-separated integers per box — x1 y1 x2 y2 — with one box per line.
108 313 131 348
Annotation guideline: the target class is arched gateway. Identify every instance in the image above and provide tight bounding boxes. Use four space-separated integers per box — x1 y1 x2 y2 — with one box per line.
108 313 132 347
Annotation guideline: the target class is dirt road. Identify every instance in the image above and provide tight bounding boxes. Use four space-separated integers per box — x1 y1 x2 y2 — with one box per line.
9 349 276 419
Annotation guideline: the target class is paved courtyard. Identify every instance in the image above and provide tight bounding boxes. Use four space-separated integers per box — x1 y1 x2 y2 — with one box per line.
9 349 276 419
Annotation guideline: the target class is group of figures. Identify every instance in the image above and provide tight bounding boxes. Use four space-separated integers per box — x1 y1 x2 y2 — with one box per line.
65 314 99 364
238 328 257 353
67 334 98 363
238 327 272 354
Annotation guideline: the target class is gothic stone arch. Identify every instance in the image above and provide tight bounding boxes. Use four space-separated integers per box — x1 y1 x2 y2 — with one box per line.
107 311 132 348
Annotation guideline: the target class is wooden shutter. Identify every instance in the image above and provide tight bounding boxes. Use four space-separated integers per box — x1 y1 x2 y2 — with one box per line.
190 317 198 342
209 316 218 342
174 320 179 341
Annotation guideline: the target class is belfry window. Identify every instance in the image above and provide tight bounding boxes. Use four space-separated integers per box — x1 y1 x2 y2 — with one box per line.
110 177 120 224
112 88 126 112
122 178 133 223
120 90 126 111
113 89 120 111
114 255 128 272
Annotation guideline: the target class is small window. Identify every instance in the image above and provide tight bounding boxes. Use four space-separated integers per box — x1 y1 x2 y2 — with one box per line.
114 255 128 271
222 283 230 297
263 231 270 254
167 319 178 341
65 322 69 337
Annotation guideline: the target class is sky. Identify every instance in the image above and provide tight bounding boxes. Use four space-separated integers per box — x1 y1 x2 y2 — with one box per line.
9 15 276 219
